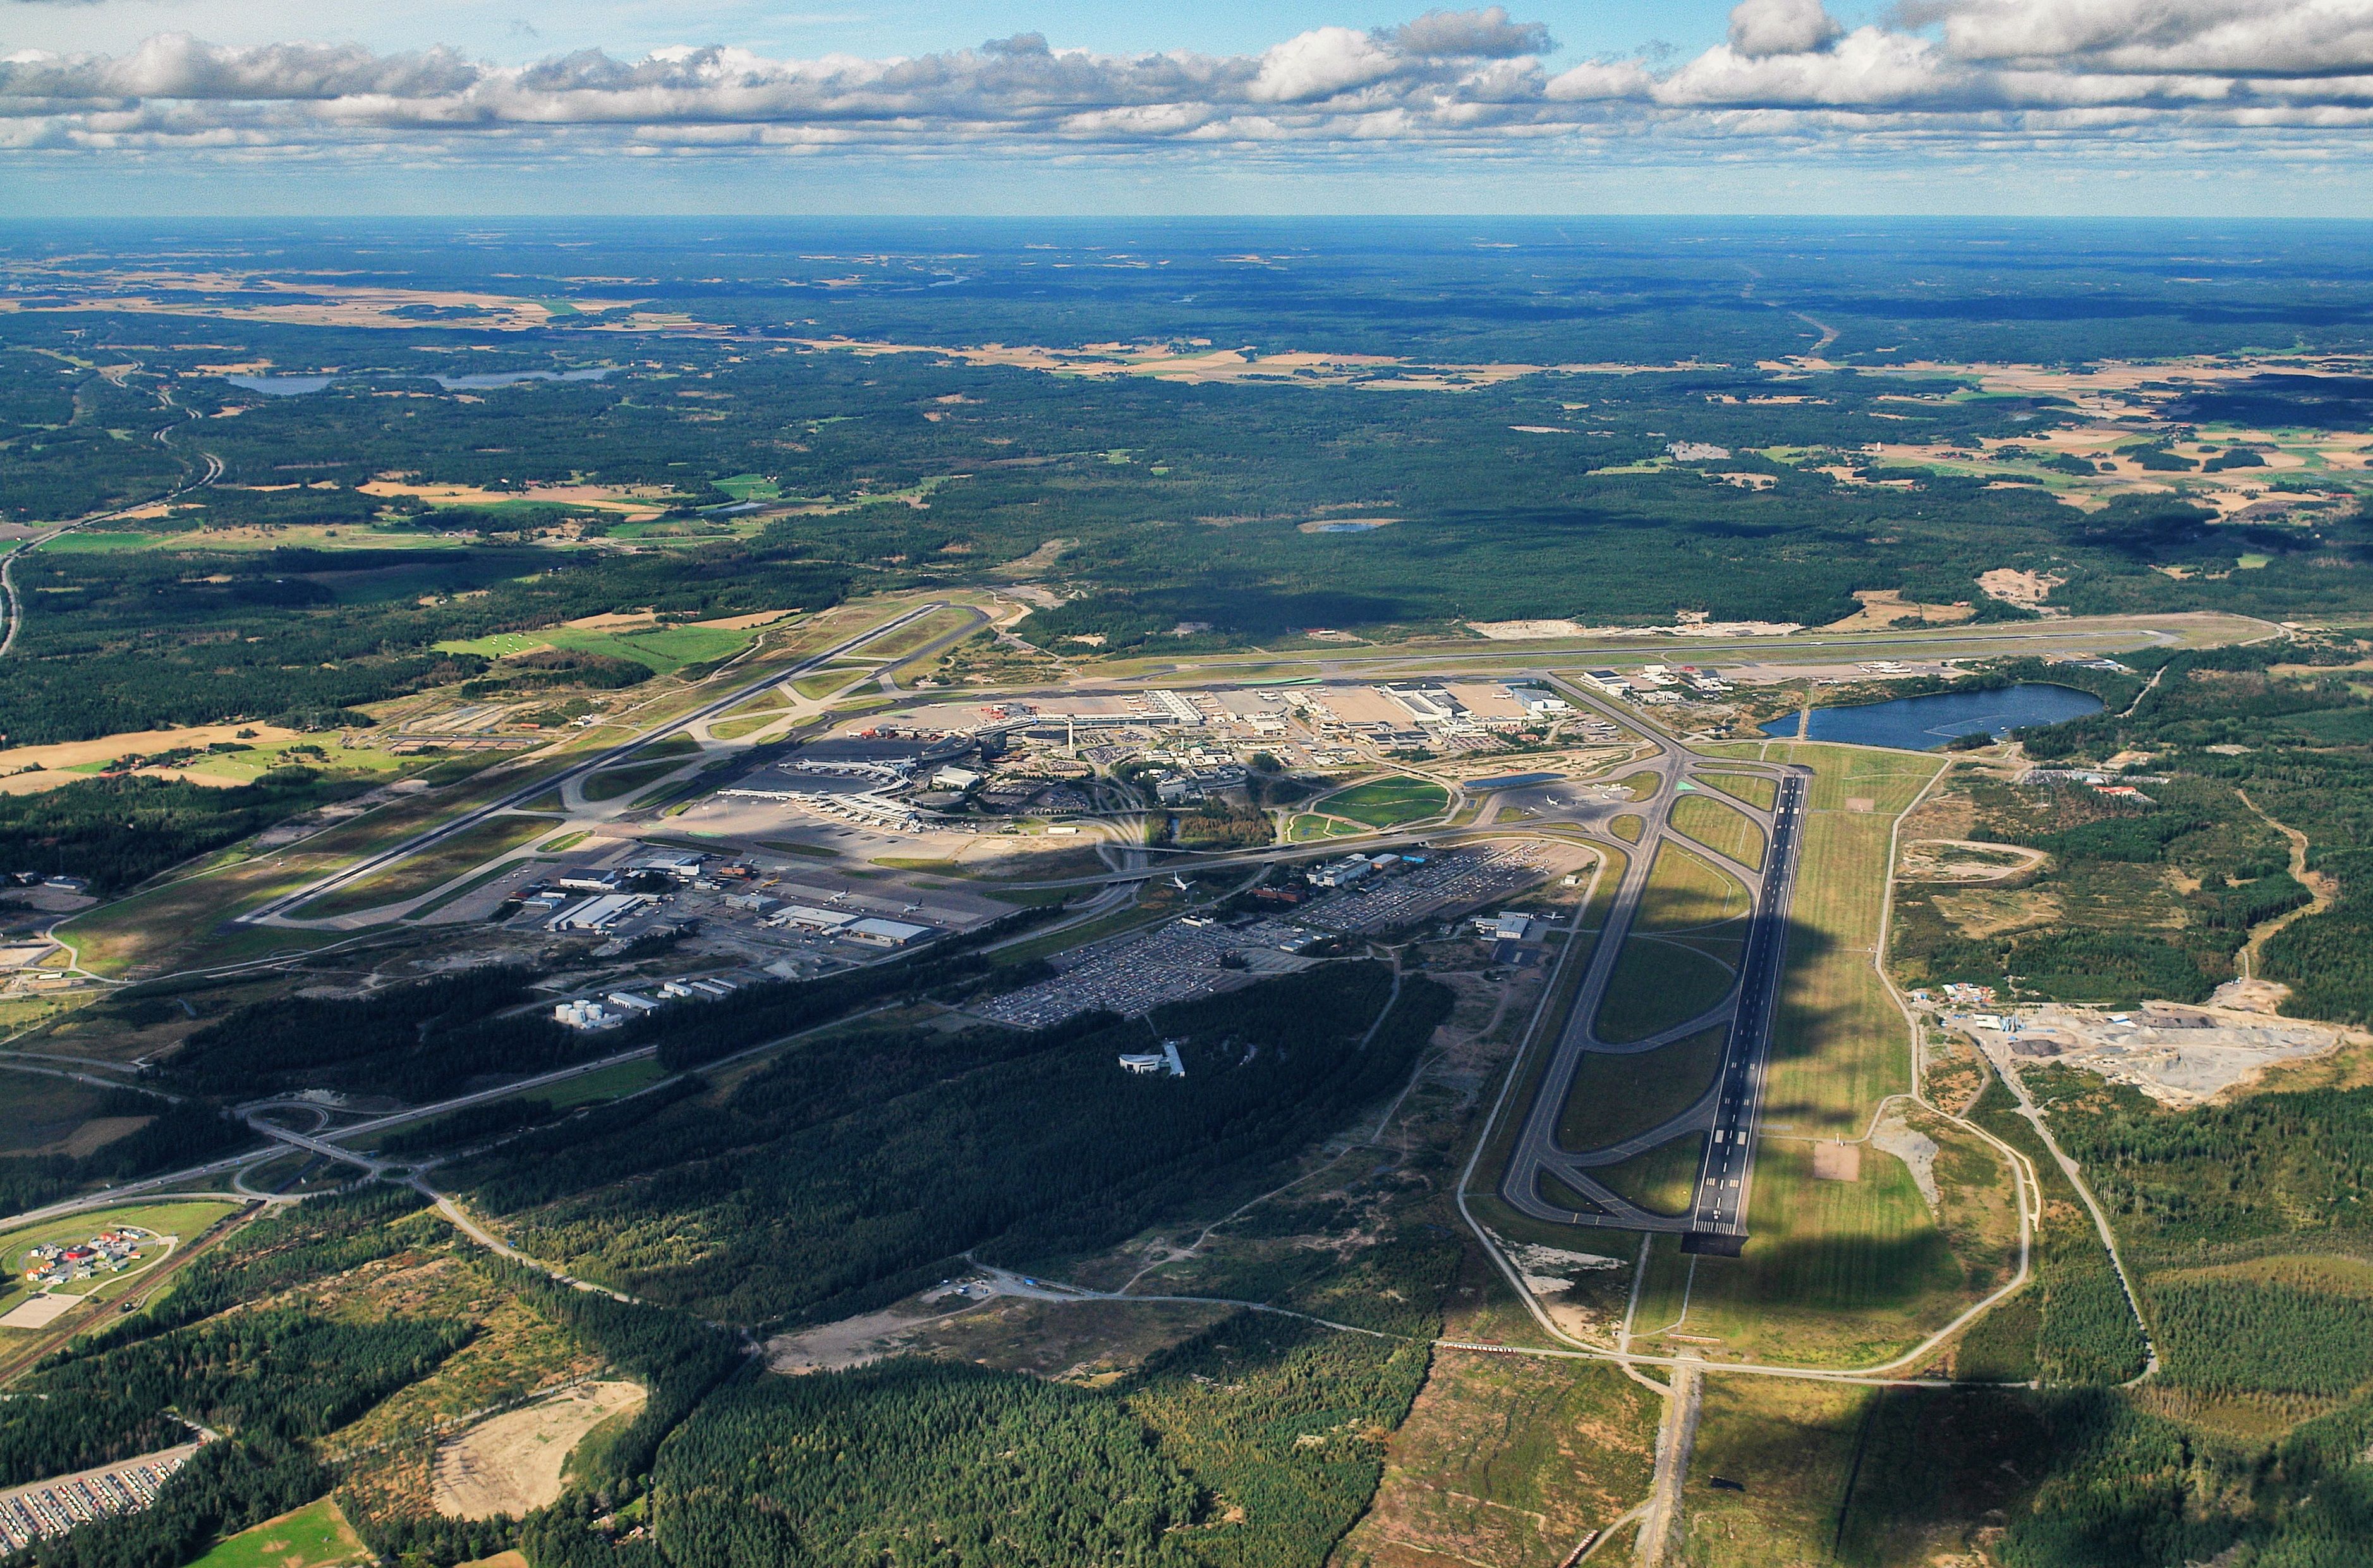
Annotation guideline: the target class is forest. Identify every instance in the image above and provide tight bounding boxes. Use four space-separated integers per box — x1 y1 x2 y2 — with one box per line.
4 271 2370 744
0 770 370 893
451 964 1453 1323
167 967 598 1102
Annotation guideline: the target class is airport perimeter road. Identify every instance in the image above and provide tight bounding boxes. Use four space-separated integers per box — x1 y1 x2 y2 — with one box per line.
1493 688 1808 1246
1682 770 1806 1251
240 602 964 925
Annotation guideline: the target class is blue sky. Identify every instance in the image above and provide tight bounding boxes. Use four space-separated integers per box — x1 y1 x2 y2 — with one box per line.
3 1 2370 217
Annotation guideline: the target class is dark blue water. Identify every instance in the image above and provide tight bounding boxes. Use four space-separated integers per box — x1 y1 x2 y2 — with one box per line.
1761 683 2104 750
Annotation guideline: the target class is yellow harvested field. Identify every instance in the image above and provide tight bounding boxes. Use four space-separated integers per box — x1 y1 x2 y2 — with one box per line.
431 1381 645 1520
0 722 301 777
792 336 1709 390
358 480 676 518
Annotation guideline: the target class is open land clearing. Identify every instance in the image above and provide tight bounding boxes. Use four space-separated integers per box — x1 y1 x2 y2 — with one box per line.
430 1381 645 1520
188 1498 373 1568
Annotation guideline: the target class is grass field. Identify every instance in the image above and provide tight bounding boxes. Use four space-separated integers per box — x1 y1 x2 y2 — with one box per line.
1673 792 1767 871
1756 744 1943 1138
437 624 758 675
1594 1131 1705 1217
534 1057 670 1110
855 605 980 663
1633 1138 1979 1369
1634 841 1751 932
1682 1377 2052 1567
708 712 785 741
1696 770 1779 811
1321 775 1452 829
291 814 552 920
189 1498 372 1568
582 757 690 802
0 1070 116 1157
1288 813 1366 841
0 1200 240 1315
1593 938 1733 1043
1557 1026 1728 1151
1610 813 1644 844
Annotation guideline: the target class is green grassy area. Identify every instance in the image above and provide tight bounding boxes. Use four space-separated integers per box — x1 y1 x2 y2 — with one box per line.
537 1056 672 1110
1634 840 1752 932
1638 1133 2005 1370
1320 775 1452 829
189 1498 372 1568
543 624 755 674
1694 769 1780 811
1673 792 1768 871
1756 743 1943 1138
1593 1131 1705 1217
1681 1378 2049 1567
1556 1026 1728 1151
708 712 786 741
291 814 552 920
0 1199 241 1314
436 623 757 675
1610 813 1644 844
583 757 691 802
1288 813 1366 841
1593 939 1733 1044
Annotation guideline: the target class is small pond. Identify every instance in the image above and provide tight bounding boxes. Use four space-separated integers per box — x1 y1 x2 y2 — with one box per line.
1760 683 2104 751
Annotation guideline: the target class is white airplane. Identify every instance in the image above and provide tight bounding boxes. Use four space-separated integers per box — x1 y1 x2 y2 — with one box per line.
1170 873 1191 891
902 903 921 914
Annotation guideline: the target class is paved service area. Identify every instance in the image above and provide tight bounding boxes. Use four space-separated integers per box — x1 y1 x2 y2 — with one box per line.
1297 844 1559 934
0 1442 201 1550
970 916 1316 1030
1955 1000 2353 1105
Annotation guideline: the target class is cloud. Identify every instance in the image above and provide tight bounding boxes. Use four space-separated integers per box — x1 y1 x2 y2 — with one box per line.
1912 0 2373 77
1 4 2371 167
1388 6 1553 58
1728 0 1845 58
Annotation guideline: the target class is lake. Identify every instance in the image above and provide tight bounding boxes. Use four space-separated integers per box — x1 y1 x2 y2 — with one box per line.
1761 683 2105 750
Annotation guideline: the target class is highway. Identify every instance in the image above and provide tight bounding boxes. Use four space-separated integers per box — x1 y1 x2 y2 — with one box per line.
240 600 966 924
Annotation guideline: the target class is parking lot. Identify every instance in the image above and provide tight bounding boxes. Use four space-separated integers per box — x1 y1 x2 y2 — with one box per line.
1297 845 1555 934
971 916 1313 1029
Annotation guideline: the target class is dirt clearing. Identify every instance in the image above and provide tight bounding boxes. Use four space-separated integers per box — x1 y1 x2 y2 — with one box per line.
431 1381 644 1520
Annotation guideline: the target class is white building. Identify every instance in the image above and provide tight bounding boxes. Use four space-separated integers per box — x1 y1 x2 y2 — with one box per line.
846 916 932 947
